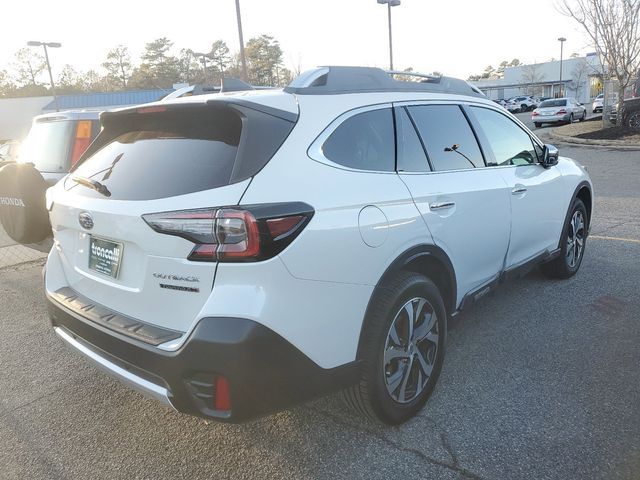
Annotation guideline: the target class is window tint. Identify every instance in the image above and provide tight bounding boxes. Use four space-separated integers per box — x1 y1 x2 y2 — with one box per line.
323 108 394 172
407 105 484 171
68 108 241 200
395 107 430 172
539 99 567 108
471 106 539 166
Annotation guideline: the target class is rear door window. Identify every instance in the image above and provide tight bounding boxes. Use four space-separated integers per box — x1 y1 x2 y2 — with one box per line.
322 108 395 172
407 105 484 171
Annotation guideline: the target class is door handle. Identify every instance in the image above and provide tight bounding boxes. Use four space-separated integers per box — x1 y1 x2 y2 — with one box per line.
429 201 455 210
511 187 527 195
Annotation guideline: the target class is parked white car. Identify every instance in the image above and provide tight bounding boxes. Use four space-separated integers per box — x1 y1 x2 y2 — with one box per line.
592 93 604 113
532 98 587 127
0 67 593 425
507 95 537 113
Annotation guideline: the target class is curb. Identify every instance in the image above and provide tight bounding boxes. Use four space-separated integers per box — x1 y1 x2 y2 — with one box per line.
549 129 640 151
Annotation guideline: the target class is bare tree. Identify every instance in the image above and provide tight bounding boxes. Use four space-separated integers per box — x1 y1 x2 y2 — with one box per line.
521 63 546 95
12 48 45 86
102 45 132 89
568 58 589 98
559 0 640 110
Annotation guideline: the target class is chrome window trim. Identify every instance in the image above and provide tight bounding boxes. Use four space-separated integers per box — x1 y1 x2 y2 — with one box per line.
307 102 397 175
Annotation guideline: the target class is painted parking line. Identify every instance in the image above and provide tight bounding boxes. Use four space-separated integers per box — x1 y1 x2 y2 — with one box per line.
590 235 640 244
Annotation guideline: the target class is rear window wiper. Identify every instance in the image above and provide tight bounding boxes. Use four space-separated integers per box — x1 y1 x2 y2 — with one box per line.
71 176 111 198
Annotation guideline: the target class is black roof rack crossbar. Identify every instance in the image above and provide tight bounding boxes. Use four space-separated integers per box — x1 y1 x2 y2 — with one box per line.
283 66 485 97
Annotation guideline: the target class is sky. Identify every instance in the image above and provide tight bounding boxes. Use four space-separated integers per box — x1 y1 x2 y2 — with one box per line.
0 0 594 82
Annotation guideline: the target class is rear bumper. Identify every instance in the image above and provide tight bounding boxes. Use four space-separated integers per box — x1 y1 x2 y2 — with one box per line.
532 114 570 123
47 292 360 423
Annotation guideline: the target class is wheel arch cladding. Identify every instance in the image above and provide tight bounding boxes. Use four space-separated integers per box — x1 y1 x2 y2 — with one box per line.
576 184 592 229
356 245 457 360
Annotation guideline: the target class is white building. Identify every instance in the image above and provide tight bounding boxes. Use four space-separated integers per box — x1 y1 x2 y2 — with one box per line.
472 53 603 103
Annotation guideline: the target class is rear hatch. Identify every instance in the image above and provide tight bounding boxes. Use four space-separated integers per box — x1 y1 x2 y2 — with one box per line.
48 99 297 334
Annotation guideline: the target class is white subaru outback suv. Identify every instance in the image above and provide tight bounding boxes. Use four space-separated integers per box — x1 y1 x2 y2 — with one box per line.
0 67 593 424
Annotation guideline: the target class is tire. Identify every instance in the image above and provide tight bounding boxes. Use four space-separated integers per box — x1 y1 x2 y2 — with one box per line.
579 110 586 122
521 104 528 112
541 198 588 279
627 112 640 132
568 113 574 124
534 122 542 128
343 272 447 424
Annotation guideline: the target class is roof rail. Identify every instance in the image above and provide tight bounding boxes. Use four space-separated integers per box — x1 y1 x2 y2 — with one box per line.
385 70 441 82
284 66 485 97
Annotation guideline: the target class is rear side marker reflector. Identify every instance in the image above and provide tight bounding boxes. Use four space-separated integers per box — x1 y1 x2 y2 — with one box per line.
142 203 314 263
214 376 232 411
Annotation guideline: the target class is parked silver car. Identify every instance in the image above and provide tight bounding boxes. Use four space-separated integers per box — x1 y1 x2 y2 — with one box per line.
532 98 587 128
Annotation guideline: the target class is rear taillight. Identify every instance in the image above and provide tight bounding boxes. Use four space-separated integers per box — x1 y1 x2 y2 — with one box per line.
70 120 93 166
532 111 539 116
557 109 567 115
142 203 314 262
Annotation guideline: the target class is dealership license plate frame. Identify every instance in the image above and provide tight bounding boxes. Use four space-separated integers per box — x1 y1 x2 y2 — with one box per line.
88 236 124 279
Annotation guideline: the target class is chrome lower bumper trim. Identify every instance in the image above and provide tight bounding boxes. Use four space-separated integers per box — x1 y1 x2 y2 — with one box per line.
54 326 176 411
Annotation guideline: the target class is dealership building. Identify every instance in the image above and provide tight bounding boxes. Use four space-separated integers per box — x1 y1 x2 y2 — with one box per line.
471 53 603 103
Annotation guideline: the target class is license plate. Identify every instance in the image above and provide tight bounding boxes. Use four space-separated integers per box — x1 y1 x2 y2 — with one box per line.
89 236 124 279
542 112 554 116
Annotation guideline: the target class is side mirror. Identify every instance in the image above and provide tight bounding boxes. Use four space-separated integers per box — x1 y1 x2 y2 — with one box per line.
541 144 559 168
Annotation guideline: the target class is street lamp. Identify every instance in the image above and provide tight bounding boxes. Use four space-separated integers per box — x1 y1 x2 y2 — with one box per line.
558 37 567 97
193 52 211 83
235 0 248 82
27 41 61 112
377 0 401 70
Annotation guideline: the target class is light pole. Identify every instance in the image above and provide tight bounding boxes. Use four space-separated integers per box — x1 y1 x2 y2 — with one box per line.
377 0 401 70
558 37 566 97
27 40 61 111
235 0 248 82
194 52 211 83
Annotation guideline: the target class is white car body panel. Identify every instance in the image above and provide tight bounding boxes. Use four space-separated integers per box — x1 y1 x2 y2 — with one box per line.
498 165 566 267
399 169 510 304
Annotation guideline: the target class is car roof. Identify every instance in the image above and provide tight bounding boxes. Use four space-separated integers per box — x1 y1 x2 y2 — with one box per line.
33 110 102 122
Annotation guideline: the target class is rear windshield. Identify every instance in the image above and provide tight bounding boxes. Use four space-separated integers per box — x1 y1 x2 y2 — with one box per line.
67 108 242 201
19 120 72 172
67 104 296 201
539 99 567 108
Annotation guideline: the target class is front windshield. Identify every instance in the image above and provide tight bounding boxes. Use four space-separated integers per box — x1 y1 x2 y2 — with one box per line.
18 120 72 172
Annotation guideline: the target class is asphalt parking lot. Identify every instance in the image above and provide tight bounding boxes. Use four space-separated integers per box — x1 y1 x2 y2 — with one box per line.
1 141 639 480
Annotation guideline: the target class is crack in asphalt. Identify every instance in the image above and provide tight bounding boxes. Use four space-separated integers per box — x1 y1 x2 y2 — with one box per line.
0 375 90 422
308 406 484 480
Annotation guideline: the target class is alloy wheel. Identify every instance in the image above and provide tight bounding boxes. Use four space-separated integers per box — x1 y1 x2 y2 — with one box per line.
628 112 640 132
383 297 438 404
566 210 585 268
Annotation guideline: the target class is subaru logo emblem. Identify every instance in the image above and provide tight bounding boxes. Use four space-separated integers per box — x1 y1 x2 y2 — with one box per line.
78 212 94 230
